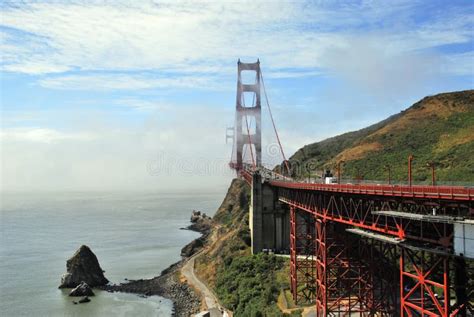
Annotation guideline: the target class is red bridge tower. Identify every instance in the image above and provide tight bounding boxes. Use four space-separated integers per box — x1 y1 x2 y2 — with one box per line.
235 59 262 168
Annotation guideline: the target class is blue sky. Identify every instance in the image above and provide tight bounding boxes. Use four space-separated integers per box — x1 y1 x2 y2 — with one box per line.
1 0 473 191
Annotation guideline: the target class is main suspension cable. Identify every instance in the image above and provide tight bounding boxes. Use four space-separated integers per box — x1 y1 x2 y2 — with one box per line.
230 116 236 164
260 71 291 175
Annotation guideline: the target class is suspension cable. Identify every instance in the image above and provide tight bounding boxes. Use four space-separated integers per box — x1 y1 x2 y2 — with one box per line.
242 91 256 169
241 132 247 163
260 71 291 175
243 75 258 166
230 117 236 164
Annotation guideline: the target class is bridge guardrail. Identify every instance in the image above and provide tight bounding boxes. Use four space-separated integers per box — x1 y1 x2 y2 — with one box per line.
269 180 474 201
230 163 474 200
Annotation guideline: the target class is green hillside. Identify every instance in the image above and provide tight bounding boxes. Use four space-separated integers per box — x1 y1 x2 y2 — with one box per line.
286 90 474 185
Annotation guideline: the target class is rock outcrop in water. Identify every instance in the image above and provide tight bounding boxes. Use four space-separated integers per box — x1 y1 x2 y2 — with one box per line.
187 210 212 233
59 245 109 288
69 281 95 297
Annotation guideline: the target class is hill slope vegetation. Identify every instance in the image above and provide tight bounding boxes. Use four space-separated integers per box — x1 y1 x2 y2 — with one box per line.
286 90 474 184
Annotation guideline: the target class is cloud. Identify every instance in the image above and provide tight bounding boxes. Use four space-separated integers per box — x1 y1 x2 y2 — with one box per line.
443 51 474 76
265 70 323 79
0 127 96 143
2 0 470 78
0 1 322 74
114 99 171 111
37 73 220 91
320 34 444 99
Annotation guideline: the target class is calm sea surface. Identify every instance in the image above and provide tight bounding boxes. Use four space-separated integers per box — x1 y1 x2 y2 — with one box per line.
0 191 224 316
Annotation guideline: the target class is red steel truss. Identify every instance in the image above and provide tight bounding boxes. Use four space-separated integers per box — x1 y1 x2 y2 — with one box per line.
276 187 472 246
314 218 398 316
278 186 473 315
317 222 367 315
400 247 450 316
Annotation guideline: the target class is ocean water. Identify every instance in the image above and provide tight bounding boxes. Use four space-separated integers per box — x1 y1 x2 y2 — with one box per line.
0 191 224 317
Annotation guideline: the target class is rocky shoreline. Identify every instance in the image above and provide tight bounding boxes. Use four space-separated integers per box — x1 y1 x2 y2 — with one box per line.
99 210 213 316
99 261 201 316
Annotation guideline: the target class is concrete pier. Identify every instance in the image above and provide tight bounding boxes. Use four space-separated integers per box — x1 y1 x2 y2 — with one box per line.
250 172 290 254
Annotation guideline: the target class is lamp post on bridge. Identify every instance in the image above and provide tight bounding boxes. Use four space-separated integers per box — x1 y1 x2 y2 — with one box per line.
337 161 344 184
384 164 391 185
408 155 414 187
427 161 436 186
355 167 363 184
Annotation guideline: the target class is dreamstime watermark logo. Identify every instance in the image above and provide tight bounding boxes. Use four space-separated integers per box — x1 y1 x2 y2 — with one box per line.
262 142 287 167
146 145 323 179
280 157 321 177
265 142 281 159
263 142 322 176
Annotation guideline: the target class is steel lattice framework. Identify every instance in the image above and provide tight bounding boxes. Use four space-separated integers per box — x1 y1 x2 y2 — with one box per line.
233 161 473 316
276 184 472 316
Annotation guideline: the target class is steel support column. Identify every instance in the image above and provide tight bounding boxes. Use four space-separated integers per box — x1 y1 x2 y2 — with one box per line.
316 222 374 316
357 238 398 316
326 225 367 315
290 206 297 299
290 206 316 304
315 216 327 316
400 247 451 316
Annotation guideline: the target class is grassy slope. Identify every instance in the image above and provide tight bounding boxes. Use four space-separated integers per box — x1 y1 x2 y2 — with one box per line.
287 90 474 184
195 179 292 316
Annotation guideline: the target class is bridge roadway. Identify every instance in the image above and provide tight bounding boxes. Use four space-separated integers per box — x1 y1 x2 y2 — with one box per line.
234 164 474 317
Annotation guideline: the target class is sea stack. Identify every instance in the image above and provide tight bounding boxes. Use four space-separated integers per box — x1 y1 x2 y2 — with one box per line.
59 245 109 288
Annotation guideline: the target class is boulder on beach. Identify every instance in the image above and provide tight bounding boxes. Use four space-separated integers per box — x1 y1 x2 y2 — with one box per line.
59 245 109 288
69 281 95 297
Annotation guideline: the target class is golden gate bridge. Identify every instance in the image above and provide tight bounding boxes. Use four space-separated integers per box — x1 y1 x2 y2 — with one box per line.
227 60 473 316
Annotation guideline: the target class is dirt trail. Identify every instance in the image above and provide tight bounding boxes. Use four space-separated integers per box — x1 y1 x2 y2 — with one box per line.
181 225 233 316
182 253 222 312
